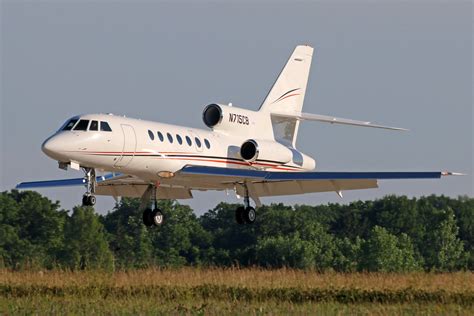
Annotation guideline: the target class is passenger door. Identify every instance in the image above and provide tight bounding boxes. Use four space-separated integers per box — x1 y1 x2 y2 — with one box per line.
114 124 136 168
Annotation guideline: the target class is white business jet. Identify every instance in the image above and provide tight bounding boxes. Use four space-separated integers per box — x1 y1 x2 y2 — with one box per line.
17 45 457 227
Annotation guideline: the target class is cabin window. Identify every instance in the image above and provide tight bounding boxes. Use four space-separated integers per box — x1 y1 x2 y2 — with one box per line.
204 139 211 149
167 133 173 143
62 119 78 131
73 119 90 131
186 136 192 146
195 137 202 148
89 120 99 131
157 131 164 142
100 121 112 132
176 134 183 145
148 130 155 140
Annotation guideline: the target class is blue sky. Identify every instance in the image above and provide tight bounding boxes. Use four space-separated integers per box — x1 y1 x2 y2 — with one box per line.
1 1 472 215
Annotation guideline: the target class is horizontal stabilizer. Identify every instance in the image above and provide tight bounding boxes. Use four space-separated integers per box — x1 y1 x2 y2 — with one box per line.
271 111 408 131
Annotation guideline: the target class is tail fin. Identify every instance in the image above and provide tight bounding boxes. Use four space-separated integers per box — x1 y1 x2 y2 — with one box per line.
259 45 314 146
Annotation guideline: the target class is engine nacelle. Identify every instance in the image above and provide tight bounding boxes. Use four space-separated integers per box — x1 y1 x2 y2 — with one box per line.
240 139 293 164
202 103 273 139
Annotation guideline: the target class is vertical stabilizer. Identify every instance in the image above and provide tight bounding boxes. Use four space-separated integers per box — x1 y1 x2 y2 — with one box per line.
259 45 313 146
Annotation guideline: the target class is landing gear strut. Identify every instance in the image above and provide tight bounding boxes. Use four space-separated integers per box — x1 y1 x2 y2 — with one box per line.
82 167 96 206
235 184 256 225
142 185 164 227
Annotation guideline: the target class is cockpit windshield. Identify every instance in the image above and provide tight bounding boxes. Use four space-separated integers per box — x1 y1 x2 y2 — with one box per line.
61 117 112 132
89 120 99 131
100 121 112 132
62 119 78 131
73 119 90 131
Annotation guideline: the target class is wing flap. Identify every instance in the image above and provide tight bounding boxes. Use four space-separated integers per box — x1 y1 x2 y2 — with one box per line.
239 179 378 197
95 184 193 199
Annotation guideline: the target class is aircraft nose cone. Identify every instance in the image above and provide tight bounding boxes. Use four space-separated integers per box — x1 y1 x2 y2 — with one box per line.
42 137 61 159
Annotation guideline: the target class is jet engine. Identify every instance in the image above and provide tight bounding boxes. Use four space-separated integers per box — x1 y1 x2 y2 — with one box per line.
240 139 293 164
202 103 274 139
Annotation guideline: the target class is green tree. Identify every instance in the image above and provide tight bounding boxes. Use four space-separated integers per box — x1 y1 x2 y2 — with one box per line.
445 196 474 269
0 192 31 268
298 222 336 270
102 198 154 268
0 191 66 269
332 237 362 272
150 200 213 267
61 206 114 270
360 226 421 272
200 202 258 266
256 234 317 269
330 200 374 240
423 208 466 270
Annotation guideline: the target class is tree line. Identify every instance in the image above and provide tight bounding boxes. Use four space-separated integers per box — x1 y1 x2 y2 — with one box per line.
1 190 472 271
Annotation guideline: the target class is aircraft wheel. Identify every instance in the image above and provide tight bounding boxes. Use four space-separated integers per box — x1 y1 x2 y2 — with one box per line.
243 207 256 224
152 209 164 226
88 195 96 206
82 195 88 206
142 208 154 227
235 206 245 225
82 194 96 206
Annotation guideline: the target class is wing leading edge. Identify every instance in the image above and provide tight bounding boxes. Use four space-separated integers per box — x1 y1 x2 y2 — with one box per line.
179 165 446 181
15 173 193 200
16 173 122 189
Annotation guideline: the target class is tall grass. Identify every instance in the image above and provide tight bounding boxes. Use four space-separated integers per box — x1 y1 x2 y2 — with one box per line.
1 269 473 314
1 268 473 292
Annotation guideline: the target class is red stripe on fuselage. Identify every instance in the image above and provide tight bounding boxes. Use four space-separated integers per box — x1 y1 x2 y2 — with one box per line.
69 150 303 171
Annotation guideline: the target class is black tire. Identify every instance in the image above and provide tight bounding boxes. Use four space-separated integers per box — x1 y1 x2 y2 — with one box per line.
152 209 164 226
82 195 88 206
88 195 96 206
235 206 245 225
142 208 154 227
243 207 256 224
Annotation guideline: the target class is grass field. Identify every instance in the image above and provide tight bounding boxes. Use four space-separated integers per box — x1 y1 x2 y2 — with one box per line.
1 268 473 315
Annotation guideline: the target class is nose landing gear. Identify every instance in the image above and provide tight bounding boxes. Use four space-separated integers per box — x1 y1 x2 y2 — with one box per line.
82 167 96 206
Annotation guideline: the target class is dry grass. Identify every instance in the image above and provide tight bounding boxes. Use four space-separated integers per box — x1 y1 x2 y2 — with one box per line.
1 268 473 315
1 268 473 292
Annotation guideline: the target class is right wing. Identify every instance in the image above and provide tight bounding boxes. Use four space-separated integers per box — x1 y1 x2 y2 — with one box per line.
16 173 192 199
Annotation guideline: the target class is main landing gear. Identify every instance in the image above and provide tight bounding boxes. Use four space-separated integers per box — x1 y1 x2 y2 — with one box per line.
235 186 256 225
142 185 164 227
82 167 96 206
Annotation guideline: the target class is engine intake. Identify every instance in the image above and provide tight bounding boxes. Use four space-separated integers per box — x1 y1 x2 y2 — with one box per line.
240 140 258 162
202 104 223 128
